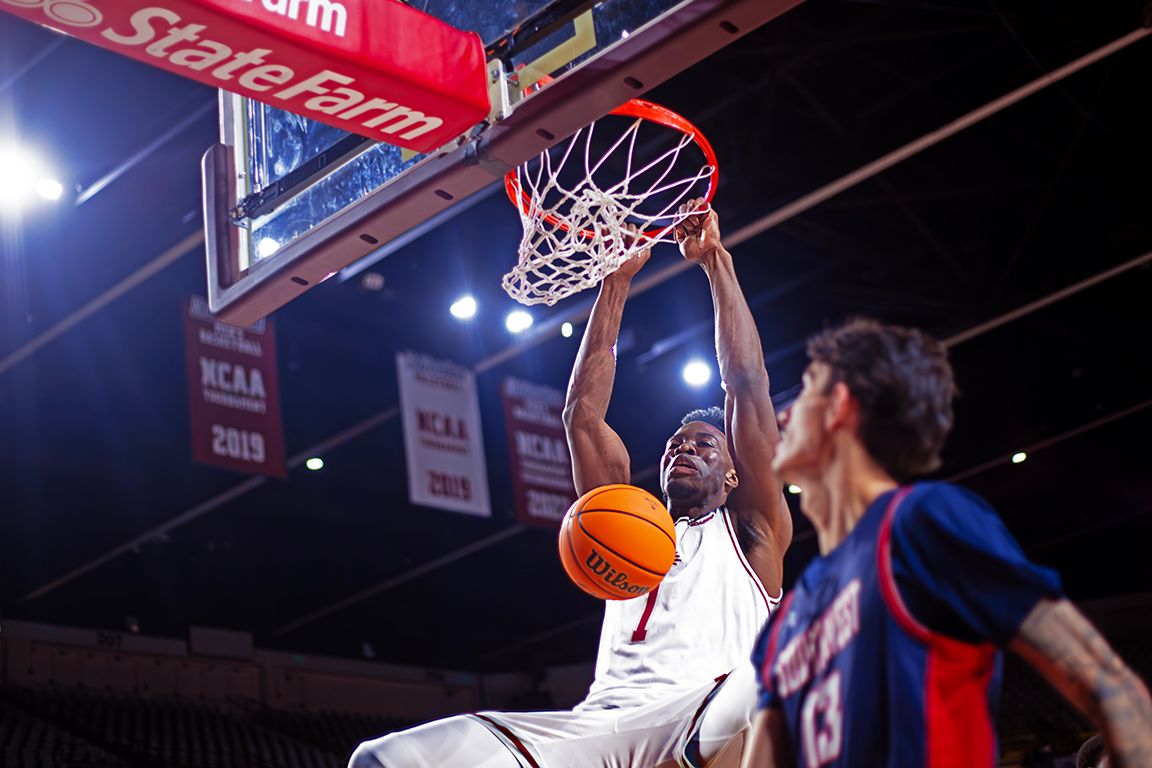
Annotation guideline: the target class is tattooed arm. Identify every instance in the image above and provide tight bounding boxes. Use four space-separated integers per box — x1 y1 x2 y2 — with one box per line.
1010 598 1152 767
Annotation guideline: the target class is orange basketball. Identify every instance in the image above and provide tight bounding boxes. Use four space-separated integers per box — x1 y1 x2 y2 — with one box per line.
558 484 676 600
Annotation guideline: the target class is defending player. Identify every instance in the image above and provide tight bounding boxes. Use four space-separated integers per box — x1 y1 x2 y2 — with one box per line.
743 319 1152 767
349 201 792 767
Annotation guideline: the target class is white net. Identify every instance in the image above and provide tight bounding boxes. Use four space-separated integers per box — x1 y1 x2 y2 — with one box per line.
502 113 715 306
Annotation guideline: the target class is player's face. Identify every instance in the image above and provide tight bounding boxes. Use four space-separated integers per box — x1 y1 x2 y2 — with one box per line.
659 421 734 504
773 363 833 483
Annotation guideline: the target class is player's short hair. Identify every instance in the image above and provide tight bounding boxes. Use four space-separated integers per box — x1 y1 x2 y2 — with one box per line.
1076 734 1106 768
807 318 955 481
681 406 725 433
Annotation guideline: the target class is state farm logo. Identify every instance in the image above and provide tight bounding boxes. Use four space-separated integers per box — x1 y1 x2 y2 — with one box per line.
238 0 348 38
1 2 446 145
1 0 101 27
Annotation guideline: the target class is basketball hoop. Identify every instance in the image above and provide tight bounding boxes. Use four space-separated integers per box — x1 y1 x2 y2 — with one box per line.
502 99 719 306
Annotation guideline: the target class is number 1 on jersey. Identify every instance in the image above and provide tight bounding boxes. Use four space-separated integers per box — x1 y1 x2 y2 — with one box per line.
631 587 660 643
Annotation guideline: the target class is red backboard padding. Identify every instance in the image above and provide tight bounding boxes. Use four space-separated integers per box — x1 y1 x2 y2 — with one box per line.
2 0 489 153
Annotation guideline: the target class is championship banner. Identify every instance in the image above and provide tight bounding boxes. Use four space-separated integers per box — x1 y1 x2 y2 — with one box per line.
501 377 576 528
396 352 490 517
184 296 285 477
1 0 488 153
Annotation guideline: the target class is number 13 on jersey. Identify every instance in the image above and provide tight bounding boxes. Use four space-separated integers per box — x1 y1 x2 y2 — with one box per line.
801 671 843 768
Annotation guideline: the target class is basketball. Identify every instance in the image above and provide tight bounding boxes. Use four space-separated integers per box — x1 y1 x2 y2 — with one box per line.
558 484 677 600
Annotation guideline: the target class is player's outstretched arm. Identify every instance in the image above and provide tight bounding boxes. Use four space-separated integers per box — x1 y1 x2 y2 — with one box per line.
741 708 792 768
562 237 651 495
676 198 792 597
1010 598 1152 767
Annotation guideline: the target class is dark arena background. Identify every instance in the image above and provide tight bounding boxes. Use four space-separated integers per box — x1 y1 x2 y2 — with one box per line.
1 1 1150 766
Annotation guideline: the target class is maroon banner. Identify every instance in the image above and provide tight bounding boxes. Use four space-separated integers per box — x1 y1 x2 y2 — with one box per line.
501 377 577 528
184 296 285 477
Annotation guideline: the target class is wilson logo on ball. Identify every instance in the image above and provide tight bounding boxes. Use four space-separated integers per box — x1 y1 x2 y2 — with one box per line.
584 549 649 596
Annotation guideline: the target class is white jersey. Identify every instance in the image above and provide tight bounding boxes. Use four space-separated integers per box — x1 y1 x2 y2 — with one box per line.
577 507 779 711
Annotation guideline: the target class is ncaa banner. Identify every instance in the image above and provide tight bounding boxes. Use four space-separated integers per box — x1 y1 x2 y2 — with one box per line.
0 0 488 153
501 377 576 528
184 296 285 477
396 352 490 517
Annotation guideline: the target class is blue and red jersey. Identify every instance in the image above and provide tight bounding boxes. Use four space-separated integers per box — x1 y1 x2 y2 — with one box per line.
752 483 1061 767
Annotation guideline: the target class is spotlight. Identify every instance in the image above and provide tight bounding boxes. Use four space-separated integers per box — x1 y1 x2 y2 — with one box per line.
0 148 37 206
450 295 478 319
305 457 324 471
1011 452 1027 464
787 485 801 495
506 310 533 333
682 359 712 387
257 237 280 258
0 147 64 211
35 178 63 201
561 322 574 338
360 272 385 291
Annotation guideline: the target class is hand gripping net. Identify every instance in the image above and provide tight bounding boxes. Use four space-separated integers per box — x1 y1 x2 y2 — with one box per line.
503 99 718 306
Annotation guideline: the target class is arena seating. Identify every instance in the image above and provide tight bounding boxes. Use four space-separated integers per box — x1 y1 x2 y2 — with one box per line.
0 687 410 768
0 697 128 768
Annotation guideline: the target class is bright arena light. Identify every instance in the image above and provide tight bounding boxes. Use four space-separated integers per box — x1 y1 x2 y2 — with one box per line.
257 237 281 258
305 457 324 471
1011 451 1027 464
561 321 574 338
0 147 63 209
35 178 64 201
682 359 712 387
506 310 533 333
788 485 802 495
360 272 385 291
450 295 478 319
0 148 38 205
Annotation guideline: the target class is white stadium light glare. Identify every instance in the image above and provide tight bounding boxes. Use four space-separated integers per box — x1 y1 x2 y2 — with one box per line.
506 310 533 333
682 359 712 387
788 485 802 495
0 147 64 210
257 237 281 258
1011 451 1027 464
0 148 37 205
450 295 478 319
561 321 574 338
305 457 325 471
35 178 64 201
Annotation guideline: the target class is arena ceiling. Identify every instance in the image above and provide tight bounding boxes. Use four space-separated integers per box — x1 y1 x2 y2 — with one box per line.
1 0 1149 674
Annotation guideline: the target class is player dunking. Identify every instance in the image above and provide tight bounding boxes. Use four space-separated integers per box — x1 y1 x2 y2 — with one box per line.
743 319 1152 767
349 200 793 767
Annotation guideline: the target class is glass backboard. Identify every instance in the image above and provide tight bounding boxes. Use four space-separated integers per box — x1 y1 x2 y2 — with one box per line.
204 0 804 325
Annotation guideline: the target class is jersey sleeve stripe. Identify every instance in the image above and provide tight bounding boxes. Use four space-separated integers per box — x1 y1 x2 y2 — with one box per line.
877 488 1002 766
721 508 773 611
876 486 935 643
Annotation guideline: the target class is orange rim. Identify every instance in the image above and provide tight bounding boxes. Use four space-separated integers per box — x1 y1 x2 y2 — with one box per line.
504 98 720 241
